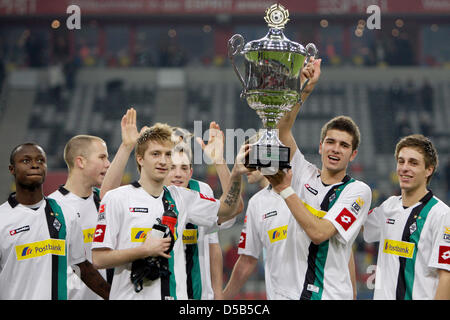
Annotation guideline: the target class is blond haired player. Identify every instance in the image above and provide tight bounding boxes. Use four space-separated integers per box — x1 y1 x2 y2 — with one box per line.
91 120 249 299
49 134 112 299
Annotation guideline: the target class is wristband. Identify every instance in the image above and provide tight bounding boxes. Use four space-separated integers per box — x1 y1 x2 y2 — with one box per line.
279 186 295 200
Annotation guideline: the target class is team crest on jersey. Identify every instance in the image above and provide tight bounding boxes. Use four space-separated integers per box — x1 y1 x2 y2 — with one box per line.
9 225 30 236
53 219 62 232
409 222 417 235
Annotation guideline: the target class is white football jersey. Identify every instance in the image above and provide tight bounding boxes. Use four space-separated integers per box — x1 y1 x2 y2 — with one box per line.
49 186 108 300
239 149 371 300
289 149 371 300
0 194 85 300
364 192 450 299
238 184 307 300
91 182 221 300
184 179 221 300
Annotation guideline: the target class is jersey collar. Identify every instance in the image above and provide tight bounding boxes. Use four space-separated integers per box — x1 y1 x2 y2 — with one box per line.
8 192 46 209
58 185 70 195
7 193 19 208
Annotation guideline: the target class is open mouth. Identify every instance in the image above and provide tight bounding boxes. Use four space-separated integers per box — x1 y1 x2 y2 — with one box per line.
328 155 340 163
171 180 184 186
399 174 413 182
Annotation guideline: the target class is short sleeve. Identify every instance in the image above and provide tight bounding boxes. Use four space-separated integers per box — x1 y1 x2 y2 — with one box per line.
428 208 450 271
237 199 262 259
363 206 383 243
323 182 372 244
291 149 318 193
91 191 120 250
176 187 221 229
208 232 219 244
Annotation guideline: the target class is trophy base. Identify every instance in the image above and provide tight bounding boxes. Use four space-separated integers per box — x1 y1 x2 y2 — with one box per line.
245 144 291 173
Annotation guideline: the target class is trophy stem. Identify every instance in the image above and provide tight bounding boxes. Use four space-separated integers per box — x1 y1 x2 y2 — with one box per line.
256 128 283 147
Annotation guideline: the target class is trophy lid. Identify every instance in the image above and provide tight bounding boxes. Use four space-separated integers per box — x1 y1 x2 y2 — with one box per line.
242 4 306 55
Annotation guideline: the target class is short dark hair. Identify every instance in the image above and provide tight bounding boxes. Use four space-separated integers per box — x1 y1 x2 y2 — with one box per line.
9 142 43 165
320 116 361 151
395 134 438 184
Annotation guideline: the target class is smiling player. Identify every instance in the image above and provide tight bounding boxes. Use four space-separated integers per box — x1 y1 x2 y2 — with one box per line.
363 134 450 299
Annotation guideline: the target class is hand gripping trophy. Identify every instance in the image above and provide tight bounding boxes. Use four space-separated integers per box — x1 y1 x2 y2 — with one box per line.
228 3 317 175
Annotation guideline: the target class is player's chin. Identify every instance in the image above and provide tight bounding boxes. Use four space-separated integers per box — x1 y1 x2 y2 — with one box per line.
154 168 169 179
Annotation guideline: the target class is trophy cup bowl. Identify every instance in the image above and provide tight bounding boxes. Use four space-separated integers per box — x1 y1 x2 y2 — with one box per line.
228 4 317 174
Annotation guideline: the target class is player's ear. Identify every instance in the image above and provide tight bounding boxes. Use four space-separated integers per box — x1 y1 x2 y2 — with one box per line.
9 164 15 176
349 149 358 162
74 155 86 169
136 154 144 168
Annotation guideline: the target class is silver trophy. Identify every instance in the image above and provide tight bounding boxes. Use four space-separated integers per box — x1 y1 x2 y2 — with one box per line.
228 3 317 173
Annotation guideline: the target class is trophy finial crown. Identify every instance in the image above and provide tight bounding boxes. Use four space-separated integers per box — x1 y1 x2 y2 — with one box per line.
264 4 290 29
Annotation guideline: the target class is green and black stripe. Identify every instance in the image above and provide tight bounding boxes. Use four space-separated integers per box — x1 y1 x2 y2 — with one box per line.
300 176 354 300
45 198 68 300
185 179 203 300
396 191 437 300
160 186 179 300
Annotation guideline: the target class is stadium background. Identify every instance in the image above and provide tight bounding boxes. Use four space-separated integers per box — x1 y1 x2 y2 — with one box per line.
0 0 449 299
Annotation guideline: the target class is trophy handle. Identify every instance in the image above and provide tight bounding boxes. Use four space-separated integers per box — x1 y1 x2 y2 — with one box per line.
228 34 247 97
300 43 318 93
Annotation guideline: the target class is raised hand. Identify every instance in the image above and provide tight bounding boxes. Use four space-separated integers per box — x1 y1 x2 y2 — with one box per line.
300 58 322 94
196 121 225 165
121 107 149 149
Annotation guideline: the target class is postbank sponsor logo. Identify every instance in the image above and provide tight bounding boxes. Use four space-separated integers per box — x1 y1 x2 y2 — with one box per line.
383 239 415 259
268 225 288 243
15 239 66 261
131 228 151 242
182 229 198 245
